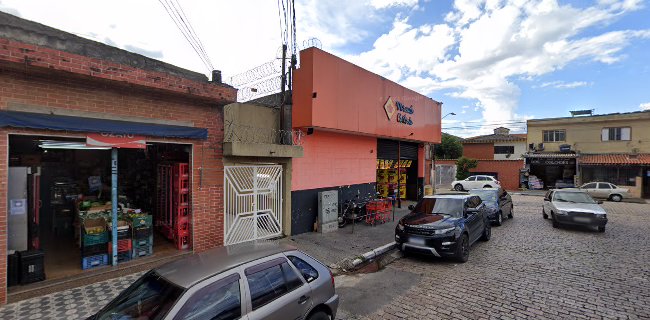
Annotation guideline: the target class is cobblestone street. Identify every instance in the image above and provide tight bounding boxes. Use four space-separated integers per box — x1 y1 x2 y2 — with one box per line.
336 195 650 319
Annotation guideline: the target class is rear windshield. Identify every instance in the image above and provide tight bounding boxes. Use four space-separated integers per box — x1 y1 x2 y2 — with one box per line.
95 271 184 320
412 198 464 217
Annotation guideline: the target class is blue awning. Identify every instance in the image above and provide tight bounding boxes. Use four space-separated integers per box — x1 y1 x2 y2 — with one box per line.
0 111 208 139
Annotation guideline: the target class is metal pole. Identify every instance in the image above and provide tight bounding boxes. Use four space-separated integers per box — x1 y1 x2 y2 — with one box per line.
397 141 401 208
280 44 287 144
111 148 118 266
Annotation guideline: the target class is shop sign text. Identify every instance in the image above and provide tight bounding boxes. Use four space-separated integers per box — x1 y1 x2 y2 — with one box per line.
528 158 575 165
384 97 415 126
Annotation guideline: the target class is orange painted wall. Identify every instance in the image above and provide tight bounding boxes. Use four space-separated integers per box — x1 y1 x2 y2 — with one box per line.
463 143 494 159
292 130 377 191
293 48 441 144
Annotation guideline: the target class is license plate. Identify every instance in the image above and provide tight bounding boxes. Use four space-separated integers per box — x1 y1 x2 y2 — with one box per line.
574 217 591 223
409 237 425 246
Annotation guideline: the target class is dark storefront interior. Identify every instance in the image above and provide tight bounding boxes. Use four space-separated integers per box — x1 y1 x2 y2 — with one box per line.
527 156 577 189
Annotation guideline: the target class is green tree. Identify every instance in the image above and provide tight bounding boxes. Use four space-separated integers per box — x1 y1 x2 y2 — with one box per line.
455 157 478 180
435 133 463 159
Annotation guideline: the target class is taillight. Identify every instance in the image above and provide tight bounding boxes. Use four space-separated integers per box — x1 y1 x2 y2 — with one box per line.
330 269 335 288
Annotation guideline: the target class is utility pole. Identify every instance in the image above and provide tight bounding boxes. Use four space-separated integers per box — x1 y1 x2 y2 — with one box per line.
280 44 287 144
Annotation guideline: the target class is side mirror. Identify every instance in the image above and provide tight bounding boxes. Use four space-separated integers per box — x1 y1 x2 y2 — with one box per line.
543 198 549 202
408 204 415 211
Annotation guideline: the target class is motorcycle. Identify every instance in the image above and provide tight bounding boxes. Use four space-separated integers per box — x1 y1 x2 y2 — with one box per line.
338 194 371 228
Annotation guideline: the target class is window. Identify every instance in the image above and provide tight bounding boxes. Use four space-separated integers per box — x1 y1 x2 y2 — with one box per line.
582 183 597 189
466 196 482 208
467 176 476 181
174 274 241 320
581 166 641 186
412 198 464 217
598 183 612 189
602 127 631 141
477 176 487 181
246 259 303 310
494 146 515 154
543 130 566 142
287 256 319 283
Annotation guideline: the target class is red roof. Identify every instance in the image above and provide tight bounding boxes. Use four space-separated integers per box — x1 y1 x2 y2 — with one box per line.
579 154 650 165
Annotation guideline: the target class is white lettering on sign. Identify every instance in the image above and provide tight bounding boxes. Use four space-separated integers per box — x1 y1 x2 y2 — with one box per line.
100 132 135 138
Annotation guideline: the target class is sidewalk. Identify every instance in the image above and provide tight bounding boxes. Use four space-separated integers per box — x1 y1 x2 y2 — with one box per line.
0 202 413 319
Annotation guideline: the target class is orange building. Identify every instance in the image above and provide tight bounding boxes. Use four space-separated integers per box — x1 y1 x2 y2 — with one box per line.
291 48 442 234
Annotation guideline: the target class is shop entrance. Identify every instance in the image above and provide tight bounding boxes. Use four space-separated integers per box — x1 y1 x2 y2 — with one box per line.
7 135 191 287
527 157 577 189
376 139 419 200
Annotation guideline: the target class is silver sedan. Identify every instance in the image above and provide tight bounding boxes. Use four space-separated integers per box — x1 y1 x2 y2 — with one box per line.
579 182 629 202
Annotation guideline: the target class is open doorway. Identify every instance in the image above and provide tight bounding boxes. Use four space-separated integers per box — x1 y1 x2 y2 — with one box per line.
7 135 192 286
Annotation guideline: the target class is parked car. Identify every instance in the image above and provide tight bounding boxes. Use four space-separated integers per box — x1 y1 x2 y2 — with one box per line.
542 189 608 232
88 242 338 320
451 175 500 191
469 188 513 226
395 194 491 262
578 182 629 202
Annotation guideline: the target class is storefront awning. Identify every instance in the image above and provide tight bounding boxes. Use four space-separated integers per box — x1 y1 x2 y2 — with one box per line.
0 110 208 139
523 153 578 158
580 154 650 165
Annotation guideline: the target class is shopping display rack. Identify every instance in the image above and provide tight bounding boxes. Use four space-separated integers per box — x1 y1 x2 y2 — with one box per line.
364 199 393 225
156 163 190 250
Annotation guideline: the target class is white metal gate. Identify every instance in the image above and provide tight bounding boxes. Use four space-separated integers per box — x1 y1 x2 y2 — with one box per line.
224 165 283 245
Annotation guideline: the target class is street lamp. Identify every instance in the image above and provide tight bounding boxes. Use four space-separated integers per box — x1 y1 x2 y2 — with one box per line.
442 112 456 119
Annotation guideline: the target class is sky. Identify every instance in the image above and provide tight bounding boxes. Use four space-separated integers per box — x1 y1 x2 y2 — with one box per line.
1 0 649 137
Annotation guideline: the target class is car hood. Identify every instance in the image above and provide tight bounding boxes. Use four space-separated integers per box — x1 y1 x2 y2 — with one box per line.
401 213 460 229
553 202 606 214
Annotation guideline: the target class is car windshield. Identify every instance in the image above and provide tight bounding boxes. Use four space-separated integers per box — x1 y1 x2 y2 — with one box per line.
95 271 185 320
469 190 497 204
553 192 597 204
412 198 464 217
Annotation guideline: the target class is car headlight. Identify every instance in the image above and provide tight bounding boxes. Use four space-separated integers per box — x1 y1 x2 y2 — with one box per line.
434 227 456 234
397 222 404 231
556 210 568 215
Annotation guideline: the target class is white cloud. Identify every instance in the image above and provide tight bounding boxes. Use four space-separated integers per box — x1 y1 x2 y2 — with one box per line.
640 102 650 110
539 81 592 89
345 0 649 135
370 0 419 9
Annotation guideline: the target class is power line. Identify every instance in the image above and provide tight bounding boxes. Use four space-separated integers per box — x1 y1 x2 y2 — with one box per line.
170 0 213 69
158 0 213 72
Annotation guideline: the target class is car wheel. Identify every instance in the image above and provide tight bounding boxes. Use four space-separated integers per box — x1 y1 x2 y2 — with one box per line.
551 213 559 228
307 310 330 320
454 184 464 191
542 208 548 219
610 194 623 202
483 185 492 188
481 224 491 241
495 211 503 226
455 234 469 263
598 226 606 233
508 205 514 219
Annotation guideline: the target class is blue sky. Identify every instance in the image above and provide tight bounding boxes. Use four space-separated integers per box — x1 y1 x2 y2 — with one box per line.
1 0 649 137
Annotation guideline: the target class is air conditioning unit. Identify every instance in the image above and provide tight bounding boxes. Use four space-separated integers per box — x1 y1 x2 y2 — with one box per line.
528 143 535 151
537 143 545 151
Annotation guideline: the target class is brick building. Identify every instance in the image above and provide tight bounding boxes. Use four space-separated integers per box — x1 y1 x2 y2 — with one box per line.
0 12 235 303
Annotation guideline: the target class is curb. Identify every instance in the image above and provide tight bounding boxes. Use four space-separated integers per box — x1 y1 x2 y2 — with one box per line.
332 242 397 275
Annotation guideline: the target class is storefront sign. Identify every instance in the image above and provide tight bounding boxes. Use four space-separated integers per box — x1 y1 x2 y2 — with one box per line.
384 97 414 126
87 133 146 149
377 159 413 169
528 158 576 165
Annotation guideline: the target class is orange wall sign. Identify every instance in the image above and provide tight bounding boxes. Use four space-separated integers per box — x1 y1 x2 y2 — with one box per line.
293 48 442 144
86 133 146 149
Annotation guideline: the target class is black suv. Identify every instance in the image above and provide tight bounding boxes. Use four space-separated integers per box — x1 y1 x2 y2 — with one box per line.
395 195 491 262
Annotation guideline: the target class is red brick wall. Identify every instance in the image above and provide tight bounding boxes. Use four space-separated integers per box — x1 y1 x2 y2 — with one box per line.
462 143 494 159
0 39 235 303
434 159 523 190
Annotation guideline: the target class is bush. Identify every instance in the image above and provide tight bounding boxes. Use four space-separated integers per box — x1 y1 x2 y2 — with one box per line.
456 157 478 180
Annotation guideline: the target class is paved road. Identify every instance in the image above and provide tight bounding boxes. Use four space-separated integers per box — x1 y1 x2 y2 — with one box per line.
335 195 650 319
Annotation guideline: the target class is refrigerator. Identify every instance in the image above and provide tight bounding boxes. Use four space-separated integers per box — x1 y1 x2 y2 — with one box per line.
8 167 40 252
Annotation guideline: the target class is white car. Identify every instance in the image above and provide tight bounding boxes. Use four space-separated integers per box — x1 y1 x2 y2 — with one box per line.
452 175 500 191
542 189 608 232
578 182 629 202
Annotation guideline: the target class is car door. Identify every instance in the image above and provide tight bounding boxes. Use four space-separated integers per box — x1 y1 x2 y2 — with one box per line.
168 270 247 320
499 189 512 217
464 196 483 243
580 183 598 197
244 255 312 320
475 176 487 188
543 191 553 213
464 176 477 189
595 183 613 198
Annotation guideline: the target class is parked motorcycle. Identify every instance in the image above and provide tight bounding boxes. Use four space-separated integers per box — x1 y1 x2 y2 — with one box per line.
338 193 372 228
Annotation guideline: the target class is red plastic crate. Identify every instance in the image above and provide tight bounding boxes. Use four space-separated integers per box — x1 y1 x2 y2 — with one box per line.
108 239 132 253
175 232 190 250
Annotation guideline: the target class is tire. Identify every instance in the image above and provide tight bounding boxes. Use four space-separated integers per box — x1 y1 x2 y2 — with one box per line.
542 208 548 220
481 224 491 241
307 310 330 320
454 184 464 191
508 205 513 219
495 211 503 226
455 234 469 263
483 185 492 188
551 213 559 228
598 226 606 233
610 194 623 202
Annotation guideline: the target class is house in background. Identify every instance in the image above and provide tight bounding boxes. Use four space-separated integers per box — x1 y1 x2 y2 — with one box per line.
526 110 650 198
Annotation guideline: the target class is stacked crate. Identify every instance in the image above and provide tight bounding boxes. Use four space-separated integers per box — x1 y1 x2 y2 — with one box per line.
131 215 154 259
172 163 190 250
81 217 109 270
108 220 132 263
